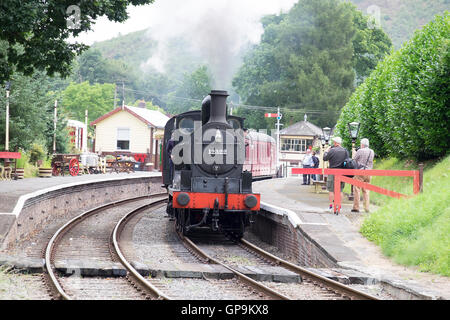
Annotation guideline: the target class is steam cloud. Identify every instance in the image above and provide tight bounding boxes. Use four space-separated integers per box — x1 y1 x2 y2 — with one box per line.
142 0 296 89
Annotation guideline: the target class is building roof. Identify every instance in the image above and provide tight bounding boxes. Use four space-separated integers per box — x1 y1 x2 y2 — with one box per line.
67 119 86 129
90 105 169 129
280 120 322 137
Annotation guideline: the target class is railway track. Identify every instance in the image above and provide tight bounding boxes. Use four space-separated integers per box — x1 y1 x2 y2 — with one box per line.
43 192 378 300
43 193 167 300
178 230 379 300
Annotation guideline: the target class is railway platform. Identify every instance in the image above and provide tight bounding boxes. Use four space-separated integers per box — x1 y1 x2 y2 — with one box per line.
253 177 450 300
0 172 163 250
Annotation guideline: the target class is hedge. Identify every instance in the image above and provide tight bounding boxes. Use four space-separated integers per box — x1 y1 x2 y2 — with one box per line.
335 12 449 161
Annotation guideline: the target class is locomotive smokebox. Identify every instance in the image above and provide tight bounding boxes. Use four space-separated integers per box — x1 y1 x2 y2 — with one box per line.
203 90 228 125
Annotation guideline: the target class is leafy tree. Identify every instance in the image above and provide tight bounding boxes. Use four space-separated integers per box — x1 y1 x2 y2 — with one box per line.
165 66 212 115
0 0 155 85
335 12 449 161
61 81 115 132
0 70 69 153
233 0 393 129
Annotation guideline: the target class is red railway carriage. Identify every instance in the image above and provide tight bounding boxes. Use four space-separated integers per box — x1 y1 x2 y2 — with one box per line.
244 131 277 180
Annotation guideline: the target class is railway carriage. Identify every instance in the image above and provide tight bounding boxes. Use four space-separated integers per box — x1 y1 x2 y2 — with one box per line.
162 90 276 238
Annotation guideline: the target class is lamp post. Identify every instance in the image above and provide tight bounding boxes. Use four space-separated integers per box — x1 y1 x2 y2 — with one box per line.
347 121 361 200
322 127 331 145
320 134 326 181
348 122 361 155
322 127 331 183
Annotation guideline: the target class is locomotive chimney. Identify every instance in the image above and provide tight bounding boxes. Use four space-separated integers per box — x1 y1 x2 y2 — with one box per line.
207 90 228 124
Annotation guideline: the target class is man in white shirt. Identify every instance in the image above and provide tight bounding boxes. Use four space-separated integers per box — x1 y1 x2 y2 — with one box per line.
302 149 314 185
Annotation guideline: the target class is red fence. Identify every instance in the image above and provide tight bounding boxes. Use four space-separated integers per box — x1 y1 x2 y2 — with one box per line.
291 167 421 214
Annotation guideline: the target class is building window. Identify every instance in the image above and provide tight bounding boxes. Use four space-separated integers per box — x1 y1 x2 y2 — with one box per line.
117 128 130 150
281 138 312 152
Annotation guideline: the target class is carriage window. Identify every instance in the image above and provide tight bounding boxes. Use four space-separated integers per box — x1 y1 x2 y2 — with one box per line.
117 128 130 150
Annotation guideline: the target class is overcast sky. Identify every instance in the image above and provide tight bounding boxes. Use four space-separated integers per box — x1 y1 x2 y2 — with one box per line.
75 0 298 45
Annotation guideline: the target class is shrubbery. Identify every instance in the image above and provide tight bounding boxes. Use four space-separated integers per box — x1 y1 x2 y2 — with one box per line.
335 12 449 161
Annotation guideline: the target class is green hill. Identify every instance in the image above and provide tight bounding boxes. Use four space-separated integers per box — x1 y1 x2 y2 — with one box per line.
88 1 449 68
351 0 450 48
90 29 156 68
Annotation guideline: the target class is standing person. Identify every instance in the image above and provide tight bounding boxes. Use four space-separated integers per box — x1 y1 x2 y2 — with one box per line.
352 138 374 213
166 132 177 184
302 149 314 185
323 137 348 213
312 151 320 181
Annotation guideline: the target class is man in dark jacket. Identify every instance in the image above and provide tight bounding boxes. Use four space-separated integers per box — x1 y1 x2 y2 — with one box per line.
323 136 349 213
312 151 320 181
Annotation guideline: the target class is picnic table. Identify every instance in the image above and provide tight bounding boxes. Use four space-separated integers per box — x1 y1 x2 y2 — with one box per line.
0 151 21 180
107 155 136 174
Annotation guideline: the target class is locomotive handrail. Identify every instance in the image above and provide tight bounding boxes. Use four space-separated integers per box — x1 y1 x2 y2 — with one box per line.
292 167 422 214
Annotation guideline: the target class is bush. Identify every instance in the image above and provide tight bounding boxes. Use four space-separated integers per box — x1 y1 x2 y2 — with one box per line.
336 12 450 161
29 142 46 165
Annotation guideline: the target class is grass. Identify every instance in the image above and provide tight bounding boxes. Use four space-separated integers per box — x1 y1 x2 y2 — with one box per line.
360 155 450 276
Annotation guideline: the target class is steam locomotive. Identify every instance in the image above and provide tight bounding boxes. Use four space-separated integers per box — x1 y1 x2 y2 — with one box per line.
162 90 276 238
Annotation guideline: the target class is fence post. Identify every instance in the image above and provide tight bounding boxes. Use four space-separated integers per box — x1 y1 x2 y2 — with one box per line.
419 163 424 193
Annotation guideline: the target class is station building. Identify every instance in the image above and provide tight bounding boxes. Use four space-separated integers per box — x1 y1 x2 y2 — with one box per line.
90 102 169 171
279 118 323 169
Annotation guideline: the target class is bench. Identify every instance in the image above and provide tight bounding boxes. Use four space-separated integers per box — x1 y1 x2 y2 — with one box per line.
0 151 22 180
312 180 326 193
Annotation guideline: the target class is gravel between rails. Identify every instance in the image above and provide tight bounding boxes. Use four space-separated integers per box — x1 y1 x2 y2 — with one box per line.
129 206 270 300
0 267 50 300
51 198 153 300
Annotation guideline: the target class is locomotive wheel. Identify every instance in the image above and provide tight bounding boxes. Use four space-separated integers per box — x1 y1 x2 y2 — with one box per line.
69 158 80 176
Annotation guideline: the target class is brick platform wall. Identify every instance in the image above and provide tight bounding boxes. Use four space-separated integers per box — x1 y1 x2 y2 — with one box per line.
1 176 163 250
250 210 337 268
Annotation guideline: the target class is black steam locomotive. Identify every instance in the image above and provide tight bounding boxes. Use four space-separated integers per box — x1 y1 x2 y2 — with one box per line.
162 90 260 238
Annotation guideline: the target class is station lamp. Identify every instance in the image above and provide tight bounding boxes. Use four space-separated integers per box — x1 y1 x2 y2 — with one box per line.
322 127 331 144
347 122 361 143
347 121 361 201
320 134 326 147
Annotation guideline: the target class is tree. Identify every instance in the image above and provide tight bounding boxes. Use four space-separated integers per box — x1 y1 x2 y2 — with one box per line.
0 0 155 85
233 0 393 129
335 12 449 161
0 70 69 153
350 5 393 85
165 66 212 115
61 81 115 132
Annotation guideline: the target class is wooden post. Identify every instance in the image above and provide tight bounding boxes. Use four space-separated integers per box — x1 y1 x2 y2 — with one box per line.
5 89 10 151
419 163 424 193
53 100 57 154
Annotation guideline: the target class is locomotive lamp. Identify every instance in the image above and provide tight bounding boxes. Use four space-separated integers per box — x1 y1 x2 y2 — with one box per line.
322 127 331 144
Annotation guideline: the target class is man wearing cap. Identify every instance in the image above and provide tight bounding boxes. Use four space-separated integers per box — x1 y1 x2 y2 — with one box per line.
323 137 349 213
